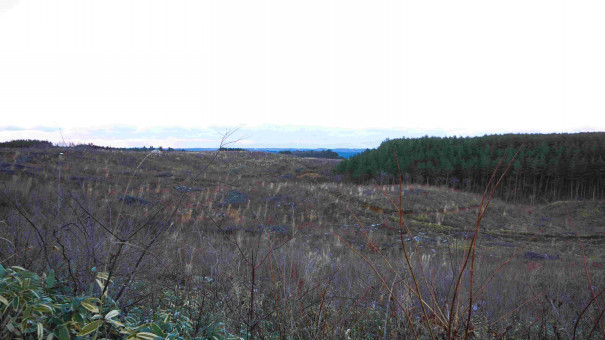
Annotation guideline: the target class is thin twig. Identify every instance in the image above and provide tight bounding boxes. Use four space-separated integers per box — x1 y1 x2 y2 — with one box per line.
572 286 605 340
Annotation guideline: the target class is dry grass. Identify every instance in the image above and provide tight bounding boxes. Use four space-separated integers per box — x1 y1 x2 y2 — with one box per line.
0 147 604 338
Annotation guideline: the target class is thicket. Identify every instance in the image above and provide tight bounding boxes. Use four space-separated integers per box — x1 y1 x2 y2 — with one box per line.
0 265 225 339
336 132 605 202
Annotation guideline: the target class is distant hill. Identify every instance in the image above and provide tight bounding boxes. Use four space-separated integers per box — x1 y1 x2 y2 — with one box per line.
183 148 365 159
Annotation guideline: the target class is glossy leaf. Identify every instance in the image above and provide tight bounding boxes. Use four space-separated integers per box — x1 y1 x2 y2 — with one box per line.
80 300 99 314
76 320 103 336
37 322 43 340
105 309 119 320
134 332 160 340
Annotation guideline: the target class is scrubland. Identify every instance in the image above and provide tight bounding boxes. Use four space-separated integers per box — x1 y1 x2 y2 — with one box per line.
0 147 603 339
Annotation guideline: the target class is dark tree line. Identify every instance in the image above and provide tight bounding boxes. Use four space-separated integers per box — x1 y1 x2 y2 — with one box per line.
0 139 54 148
0 139 181 152
219 147 245 151
279 149 343 159
336 133 605 202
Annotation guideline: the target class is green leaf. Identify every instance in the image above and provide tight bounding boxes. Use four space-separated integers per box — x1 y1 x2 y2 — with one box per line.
108 319 125 328
95 279 105 291
150 323 164 337
0 295 8 305
29 289 41 299
134 332 160 340
81 297 101 314
105 309 120 320
120 327 136 335
12 295 20 309
77 320 103 336
37 322 43 340
33 304 54 313
84 297 102 304
57 325 70 340
81 300 99 314
23 305 33 318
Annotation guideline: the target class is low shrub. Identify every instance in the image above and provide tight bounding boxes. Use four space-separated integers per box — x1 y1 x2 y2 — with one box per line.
0 265 231 339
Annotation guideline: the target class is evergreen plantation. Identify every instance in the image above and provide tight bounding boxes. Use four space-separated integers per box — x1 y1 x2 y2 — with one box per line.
336 132 605 202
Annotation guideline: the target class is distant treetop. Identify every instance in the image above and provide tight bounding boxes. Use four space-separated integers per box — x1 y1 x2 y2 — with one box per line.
0 139 54 148
279 149 343 159
219 147 245 151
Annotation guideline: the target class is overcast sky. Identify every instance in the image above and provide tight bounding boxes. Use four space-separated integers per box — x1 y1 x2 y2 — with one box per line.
1 0 604 148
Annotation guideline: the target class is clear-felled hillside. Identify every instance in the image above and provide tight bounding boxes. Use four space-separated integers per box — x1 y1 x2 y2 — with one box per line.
0 146 603 338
